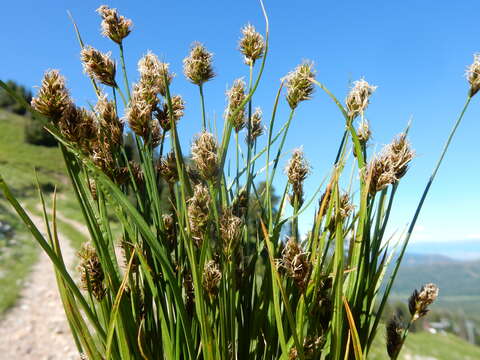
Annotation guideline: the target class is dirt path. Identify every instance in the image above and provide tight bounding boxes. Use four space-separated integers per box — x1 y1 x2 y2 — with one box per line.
0 212 84 359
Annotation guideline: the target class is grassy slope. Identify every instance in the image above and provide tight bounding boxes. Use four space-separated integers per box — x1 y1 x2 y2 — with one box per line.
0 109 86 314
369 331 480 359
0 110 66 193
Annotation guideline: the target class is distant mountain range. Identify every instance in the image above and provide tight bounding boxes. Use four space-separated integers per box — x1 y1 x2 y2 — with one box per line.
406 239 480 261
390 251 480 314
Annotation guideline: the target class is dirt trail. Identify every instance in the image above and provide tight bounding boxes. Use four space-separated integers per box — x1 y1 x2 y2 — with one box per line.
0 212 85 359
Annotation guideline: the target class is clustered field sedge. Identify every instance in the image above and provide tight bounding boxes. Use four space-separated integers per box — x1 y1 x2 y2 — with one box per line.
0 2 476 359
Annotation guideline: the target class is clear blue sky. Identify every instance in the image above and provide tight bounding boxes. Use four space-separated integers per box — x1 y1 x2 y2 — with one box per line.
1 1 479 248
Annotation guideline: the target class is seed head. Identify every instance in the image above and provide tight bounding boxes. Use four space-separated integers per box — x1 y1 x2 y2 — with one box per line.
345 78 377 119
187 184 211 247
226 78 247 132
95 93 123 146
232 188 248 218
59 104 98 153
246 107 264 144
91 139 116 177
408 283 439 321
203 260 222 297
338 193 354 220
466 53 480 97
280 237 311 291
284 61 316 109
158 151 178 184
162 213 176 245
365 133 414 194
183 42 215 85
220 208 243 257
357 119 371 145
31 70 71 122
138 52 174 97
386 317 404 359
387 133 415 179
285 148 310 206
78 242 106 301
191 131 219 180
80 46 117 87
239 23 265 66
96 5 132 44
155 95 185 131
125 90 162 146
365 154 396 195
289 336 324 360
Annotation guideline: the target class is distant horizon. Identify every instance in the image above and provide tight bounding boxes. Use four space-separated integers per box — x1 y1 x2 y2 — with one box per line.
406 239 480 261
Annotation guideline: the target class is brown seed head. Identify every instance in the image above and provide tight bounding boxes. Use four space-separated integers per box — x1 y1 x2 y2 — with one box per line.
284 61 316 109
365 133 414 194
281 238 311 292
156 95 185 131
408 283 439 321
345 78 377 119
338 193 354 220
95 93 123 146
162 213 176 245
125 96 161 146
286 148 310 187
96 5 132 44
59 104 98 152
387 133 415 179
246 107 264 144
183 42 215 85
386 317 404 359
289 336 324 360
31 70 71 122
357 119 371 144
239 23 265 66
138 52 174 98
226 78 247 132
80 46 116 87
220 208 243 257
78 242 106 301
203 260 222 297
466 53 480 97
365 153 396 195
191 131 219 180
91 140 116 177
187 184 211 247
285 148 310 206
158 151 178 184
232 188 249 218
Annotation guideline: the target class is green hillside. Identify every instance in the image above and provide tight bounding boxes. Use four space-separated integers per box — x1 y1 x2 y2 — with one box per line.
369 330 480 359
0 109 78 313
0 110 65 194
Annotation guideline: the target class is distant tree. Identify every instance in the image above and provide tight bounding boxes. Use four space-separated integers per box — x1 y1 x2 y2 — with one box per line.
0 80 57 147
0 80 31 115
24 116 58 147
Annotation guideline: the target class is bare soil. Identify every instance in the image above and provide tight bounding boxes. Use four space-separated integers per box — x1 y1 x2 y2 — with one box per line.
0 213 85 359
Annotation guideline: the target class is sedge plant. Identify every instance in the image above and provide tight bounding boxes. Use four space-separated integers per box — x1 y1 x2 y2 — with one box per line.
0 3 478 359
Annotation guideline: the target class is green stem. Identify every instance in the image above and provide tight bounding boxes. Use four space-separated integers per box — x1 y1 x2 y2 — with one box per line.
118 42 131 100
115 86 128 107
269 109 295 185
199 84 207 130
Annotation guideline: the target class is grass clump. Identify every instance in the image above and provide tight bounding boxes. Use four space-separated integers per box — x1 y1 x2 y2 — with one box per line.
0 2 477 359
